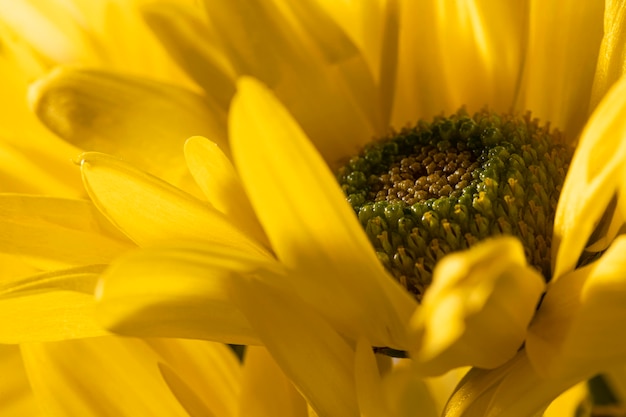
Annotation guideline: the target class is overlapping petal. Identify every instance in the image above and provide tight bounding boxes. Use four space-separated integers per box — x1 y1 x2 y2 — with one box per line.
528 236 626 379
0 194 133 270
552 75 626 279
80 152 269 258
0 344 40 416
184 136 267 245
232 277 358 417
196 0 378 163
0 265 110 343
30 67 227 195
21 337 206 416
517 0 604 138
394 0 526 126
445 350 580 417
230 77 416 348
96 241 272 345
409 237 544 376
238 347 308 417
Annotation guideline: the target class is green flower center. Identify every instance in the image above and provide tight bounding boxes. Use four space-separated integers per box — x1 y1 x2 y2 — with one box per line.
337 109 572 301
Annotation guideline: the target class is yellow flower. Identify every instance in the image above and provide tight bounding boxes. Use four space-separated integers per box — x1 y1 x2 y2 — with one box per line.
3 0 626 415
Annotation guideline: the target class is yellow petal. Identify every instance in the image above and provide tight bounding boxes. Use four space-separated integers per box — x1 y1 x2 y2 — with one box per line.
355 338 388 417
0 0 102 64
528 235 626 379
543 383 591 417
230 77 416 348
151 339 241 417
80 152 268 257
409 237 545 376
30 67 227 195
0 344 40 416
199 0 376 163
238 347 308 417
0 141 81 196
445 350 580 417
394 0 526 126
590 0 626 110
96 241 267 345
184 136 268 245
552 75 626 279
21 337 190 416
517 0 604 138
0 194 133 269
0 265 111 342
356 339 439 417
232 277 359 417
141 1 236 110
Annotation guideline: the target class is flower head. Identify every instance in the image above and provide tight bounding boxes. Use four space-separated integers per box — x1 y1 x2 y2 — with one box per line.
2 0 626 416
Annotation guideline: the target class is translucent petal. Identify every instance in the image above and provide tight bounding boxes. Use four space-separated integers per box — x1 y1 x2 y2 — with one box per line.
517 0 604 138
96 241 269 345
30 67 227 195
528 236 626 379
552 76 626 279
232 278 359 417
238 347 308 417
0 265 111 342
592 0 626 111
230 77 417 348
0 194 133 269
409 237 544 376
393 0 526 126
21 337 190 416
184 136 267 245
80 152 269 258
0 344 40 416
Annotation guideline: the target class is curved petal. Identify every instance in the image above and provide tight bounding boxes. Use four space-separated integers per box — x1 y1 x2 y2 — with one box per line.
232 277 359 417
409 237 544 376
30 67 227 195
238 347 308 417
0 194 133 269
528 235 626 379
230 77 417 348
516 0 604 139
21 337 190 417
80 152 269 258
393 0 527 126
96 241 270 345
552 76 626 279
184 136 268 246
0 265 111 343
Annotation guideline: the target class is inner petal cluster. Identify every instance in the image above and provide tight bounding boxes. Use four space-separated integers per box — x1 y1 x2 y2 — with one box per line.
337 109 572 301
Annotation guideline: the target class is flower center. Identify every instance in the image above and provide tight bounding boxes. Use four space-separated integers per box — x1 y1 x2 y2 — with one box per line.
337 109 572 301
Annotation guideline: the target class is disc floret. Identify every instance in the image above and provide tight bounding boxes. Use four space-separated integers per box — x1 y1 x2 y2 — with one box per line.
337 109 572 301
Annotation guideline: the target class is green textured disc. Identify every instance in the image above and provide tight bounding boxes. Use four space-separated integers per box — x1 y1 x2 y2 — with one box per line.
337 109 572 301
